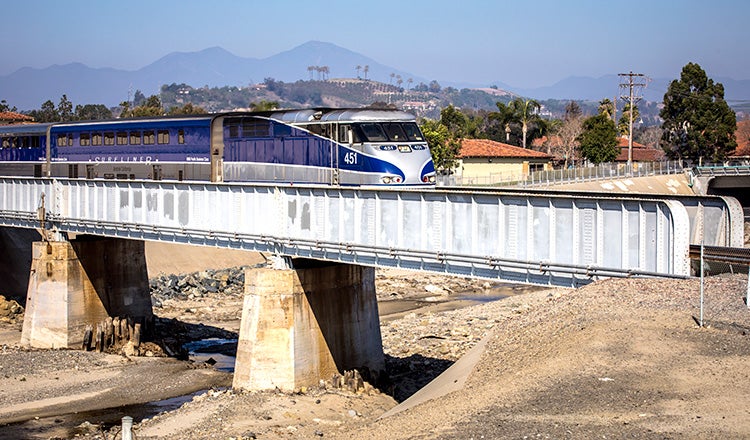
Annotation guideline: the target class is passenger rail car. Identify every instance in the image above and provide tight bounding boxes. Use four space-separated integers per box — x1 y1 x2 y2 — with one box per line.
0 123 51 177
0 108 436 186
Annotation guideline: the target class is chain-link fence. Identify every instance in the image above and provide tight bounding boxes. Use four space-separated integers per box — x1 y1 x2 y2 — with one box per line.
690 244 750 326
437 160 685 187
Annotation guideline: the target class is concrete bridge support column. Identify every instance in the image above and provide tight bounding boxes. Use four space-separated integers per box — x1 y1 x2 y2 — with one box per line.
233 260 384 392
21 236 152 349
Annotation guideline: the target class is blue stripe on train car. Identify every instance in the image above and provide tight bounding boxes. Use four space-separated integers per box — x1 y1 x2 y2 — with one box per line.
337 145 404 178
0 148 46 161
421 160 435 176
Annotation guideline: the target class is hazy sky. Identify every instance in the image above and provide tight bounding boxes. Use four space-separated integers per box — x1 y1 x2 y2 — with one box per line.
2 0 748 88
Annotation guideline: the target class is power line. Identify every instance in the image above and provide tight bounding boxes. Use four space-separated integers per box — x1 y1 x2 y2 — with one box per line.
619 72 648 166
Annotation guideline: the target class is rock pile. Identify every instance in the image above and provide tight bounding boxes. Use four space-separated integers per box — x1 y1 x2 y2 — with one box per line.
149 265 262 307
0 295 23 323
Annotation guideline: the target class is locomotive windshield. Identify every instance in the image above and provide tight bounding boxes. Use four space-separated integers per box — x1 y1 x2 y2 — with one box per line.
354 122 424 143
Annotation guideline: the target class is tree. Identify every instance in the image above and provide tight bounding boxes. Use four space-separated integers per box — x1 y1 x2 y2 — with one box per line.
439 105 469 137
421 118 461 173
30 100 59 122
122 94 163 117
660 62 737 163
167 102 208 115
489 101 515 143
598 98 615 121
0 100 17 112
58 94 74 122
249 100 279 111
618 103 640 137
553 101 585 167
133 90 147 106
578 113 619 164
508 97 542 148
75 104 112 120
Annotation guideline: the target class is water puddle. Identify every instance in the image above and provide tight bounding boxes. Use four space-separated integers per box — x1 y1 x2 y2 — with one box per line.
184 338 238 372
379 284 537 321
2 390 206 439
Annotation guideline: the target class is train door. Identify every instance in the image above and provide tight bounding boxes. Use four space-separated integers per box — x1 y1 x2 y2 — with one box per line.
330 123 339 185
153 165 162 181
68 164 78 178
86 165 95 179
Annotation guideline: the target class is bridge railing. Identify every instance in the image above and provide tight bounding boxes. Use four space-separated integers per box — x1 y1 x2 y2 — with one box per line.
438 160 685 187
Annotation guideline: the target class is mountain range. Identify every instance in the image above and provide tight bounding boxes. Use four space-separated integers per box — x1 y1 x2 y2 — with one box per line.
2 41 749 111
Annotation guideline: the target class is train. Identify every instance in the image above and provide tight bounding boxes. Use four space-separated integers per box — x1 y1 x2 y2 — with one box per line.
0 108 436 186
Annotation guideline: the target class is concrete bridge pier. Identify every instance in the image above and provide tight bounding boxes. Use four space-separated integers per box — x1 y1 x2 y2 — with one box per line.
233 259 384 392
21 236 153 349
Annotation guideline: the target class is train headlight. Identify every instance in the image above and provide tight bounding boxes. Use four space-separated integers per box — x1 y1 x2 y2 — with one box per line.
422 174 436 183
381 175 403 184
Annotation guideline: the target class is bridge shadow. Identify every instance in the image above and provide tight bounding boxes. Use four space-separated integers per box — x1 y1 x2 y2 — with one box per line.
148 315 238 360
146 315 453 404
383 353 454 403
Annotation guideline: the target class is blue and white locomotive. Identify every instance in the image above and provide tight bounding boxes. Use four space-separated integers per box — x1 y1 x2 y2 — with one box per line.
0 108 436 186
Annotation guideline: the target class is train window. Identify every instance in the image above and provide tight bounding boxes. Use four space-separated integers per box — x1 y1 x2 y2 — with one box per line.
104 132 115 146
80 134 90 146
157 130 169 144
117 132 127 145
274 124 292 137
1 138 8 148
129 131 141 145
358 123 388 142
178 129 185 144
143 131 155 145
383 123 407 141
402 123 424 141
241 119 270 137
32 136 40 148
57 134 68 147
228 124 239 138
307 124 323 136
92 133 102 146
18 137 28 148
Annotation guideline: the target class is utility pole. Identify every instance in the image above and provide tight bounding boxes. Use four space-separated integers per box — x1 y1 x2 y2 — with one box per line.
618 72 647 169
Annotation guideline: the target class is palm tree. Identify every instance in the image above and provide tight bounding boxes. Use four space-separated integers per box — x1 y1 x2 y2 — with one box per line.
355 65 361 79
508 98 542 148
307 66 315 80
598 98 615 120
489 101 515 142
407 78 413 90
363 65 369 80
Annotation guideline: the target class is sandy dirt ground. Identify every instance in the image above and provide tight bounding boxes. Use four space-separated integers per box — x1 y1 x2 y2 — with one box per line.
1 242 749 439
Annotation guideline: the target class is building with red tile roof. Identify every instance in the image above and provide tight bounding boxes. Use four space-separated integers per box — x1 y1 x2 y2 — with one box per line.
614 136 664 162
456 138 552 181
0 111 34 124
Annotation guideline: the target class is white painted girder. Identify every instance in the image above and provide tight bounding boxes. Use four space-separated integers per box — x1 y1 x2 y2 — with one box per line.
0 178 696 287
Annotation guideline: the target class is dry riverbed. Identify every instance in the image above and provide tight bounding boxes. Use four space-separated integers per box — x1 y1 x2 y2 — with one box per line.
1 267 749 439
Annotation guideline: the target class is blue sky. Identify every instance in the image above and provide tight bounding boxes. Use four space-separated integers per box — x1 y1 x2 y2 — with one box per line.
2 0 748 88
